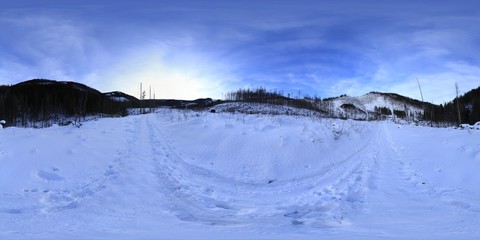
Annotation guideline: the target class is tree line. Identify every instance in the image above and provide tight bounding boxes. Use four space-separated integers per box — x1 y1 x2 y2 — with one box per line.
224 87 324 112
427 86 480 125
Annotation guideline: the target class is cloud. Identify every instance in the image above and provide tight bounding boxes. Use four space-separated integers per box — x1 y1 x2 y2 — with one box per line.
0 12 107 86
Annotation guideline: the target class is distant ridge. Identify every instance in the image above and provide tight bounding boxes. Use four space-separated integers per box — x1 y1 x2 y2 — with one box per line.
14 79 101 94
0 79 219 127
1 79 479 127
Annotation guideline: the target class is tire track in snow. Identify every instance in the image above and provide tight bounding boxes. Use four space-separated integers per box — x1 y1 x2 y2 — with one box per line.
383 124 480 214
145 113 378 228
358 123 480 236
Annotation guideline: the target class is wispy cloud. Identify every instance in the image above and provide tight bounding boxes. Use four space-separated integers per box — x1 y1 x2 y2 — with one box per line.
0 12 106 86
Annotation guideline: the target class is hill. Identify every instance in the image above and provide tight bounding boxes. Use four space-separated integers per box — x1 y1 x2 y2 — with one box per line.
224 87 480 125
0 79 127 127
103 91 139 102
224 88 435 121
322 92 436 121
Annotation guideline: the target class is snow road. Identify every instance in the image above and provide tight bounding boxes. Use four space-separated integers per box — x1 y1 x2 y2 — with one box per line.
0 109 479 239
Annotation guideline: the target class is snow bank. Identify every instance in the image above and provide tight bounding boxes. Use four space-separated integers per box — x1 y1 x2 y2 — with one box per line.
460 122 480 130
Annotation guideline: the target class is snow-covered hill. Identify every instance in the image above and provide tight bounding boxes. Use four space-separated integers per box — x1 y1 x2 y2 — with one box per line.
323 92 427 120
104 91 138 102
1 109 479 239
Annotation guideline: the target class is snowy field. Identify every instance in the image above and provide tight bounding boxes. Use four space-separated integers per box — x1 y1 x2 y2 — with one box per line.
1 107 480 239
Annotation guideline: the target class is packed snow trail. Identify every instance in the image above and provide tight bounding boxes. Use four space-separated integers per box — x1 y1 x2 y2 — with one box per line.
350 123 480 239
146 113 376 229
0 109 479 239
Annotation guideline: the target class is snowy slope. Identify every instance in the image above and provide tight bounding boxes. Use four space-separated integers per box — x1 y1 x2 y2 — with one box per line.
213 102 325 117
326 92 425 119
104 91 138 102
1 109 479 239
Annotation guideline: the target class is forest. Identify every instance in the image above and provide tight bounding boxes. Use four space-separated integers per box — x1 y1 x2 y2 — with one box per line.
0 79 127 127
430 87 480 125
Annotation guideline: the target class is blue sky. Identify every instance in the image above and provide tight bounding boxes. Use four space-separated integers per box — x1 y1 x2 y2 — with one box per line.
1 0 479 102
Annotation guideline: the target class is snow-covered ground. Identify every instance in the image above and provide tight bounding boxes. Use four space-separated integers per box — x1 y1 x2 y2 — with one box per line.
1 107 479 239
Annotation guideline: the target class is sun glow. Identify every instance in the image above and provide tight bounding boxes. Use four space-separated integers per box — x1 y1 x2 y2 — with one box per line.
106 45 227 100
131 65 208 100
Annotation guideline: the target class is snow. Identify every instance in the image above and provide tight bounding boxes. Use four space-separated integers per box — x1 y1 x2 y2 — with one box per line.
109 96 129 102
460 122 480 130
358 92 423 113
0 106 479 239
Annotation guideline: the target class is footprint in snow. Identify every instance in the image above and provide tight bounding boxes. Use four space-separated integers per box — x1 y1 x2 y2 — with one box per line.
1 208 23 214
40 192 80 213
37 170 64 181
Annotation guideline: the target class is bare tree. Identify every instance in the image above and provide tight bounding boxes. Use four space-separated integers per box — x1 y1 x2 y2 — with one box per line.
417 79 424 102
